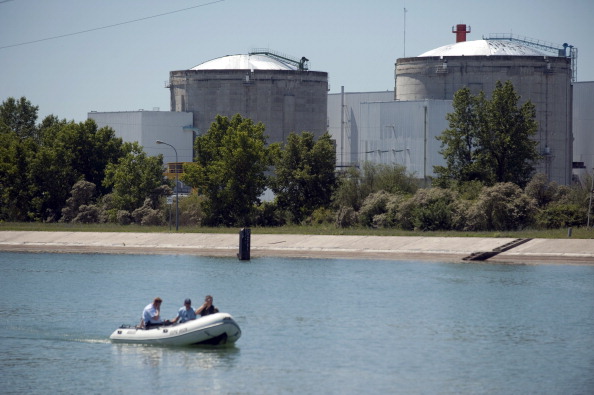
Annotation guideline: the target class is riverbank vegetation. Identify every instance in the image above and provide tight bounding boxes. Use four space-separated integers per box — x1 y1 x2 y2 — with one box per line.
1 93 592 236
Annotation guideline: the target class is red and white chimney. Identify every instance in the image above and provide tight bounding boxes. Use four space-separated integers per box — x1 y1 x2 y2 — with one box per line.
452 24 471 42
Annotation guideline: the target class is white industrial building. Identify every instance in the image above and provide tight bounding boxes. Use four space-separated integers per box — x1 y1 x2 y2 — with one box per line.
169 51 328 144
328 25 583 186
87 30 592 188
88 110 194 164
572 81 594 180
328 90 451 184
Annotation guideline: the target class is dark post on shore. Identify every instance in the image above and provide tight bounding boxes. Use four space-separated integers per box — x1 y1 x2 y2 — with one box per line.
238 228 251 261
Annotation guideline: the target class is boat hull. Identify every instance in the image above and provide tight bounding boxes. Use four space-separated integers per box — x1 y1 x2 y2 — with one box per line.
109 312 241 346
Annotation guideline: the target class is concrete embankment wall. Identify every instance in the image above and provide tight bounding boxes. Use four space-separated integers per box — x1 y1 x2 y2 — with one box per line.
0 231 593 264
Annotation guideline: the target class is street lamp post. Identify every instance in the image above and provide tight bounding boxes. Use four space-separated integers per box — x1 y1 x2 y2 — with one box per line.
156 140 179 231
586 167 594 229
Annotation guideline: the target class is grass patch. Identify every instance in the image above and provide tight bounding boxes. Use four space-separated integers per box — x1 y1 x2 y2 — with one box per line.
0 222 592 239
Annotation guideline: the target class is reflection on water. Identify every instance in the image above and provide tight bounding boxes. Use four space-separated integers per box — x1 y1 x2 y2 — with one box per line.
112 343 240 370
0 252 593 394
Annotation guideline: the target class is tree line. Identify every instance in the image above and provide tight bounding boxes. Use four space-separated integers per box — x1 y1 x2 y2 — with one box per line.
1 81 591 230
0 98 339 227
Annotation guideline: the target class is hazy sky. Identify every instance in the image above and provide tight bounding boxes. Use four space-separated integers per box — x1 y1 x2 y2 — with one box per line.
1 0 592 122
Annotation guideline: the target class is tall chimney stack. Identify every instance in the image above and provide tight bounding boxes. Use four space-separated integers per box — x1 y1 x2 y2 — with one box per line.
452 24 471 42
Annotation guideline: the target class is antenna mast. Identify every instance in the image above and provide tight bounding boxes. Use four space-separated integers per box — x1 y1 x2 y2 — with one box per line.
403 6 407 57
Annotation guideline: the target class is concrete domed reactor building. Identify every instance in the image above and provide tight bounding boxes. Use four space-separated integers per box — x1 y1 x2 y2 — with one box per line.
169 50 329 144
395 25 577 185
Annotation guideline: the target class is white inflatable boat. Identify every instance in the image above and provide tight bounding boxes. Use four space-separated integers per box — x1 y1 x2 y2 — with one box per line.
109 312 241 346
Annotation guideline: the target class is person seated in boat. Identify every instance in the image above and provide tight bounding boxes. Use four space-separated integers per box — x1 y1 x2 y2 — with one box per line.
141 297 172 329
195 294 219 317
171 298 197 324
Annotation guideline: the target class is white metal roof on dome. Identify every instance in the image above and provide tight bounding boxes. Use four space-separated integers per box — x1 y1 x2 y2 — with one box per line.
419 40 546 57
190 54 297 71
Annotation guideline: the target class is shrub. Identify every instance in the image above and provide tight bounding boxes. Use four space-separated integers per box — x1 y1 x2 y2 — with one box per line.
383 194 408 228
140 209 165 226
535 203 586 229
372 213 390 228
72 204 100 224
358 190 393 227
131 197 167 226
177 193 205 226
332 163 418 212
308 207 335 225
116 210 132 225
467 183 537 231
253 201 285 227
335 206 357 228
333 167 363 210
525 173 558 207
396 188 460 231
60 180 96 222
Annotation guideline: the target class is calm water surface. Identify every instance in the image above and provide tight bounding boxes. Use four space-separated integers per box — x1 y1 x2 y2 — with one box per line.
0 252 593 394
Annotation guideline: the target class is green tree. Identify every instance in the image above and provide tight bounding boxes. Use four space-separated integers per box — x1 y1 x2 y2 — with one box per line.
486 81 540 186
27 120 125 221
182 114 269 226
45 120 125 194
435 81 540 188
269 131 337 224
0 97 129 222
433 88 488 183
0 97 38 140
0 131 38 221
103 142 166 214
0 97 40 220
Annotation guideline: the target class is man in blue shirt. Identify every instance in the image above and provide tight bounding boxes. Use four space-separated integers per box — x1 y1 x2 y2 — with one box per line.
171 298 197 324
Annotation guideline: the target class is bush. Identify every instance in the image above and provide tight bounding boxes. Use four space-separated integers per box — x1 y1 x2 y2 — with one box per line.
72 204 100 224
535 203 586 229
140 209 165 226
396 188 461 231
358 191 393 227
177 193 205 226
382 194 407 228
131 198 166 226
332 163 418 212
525 173 559 207
253 201 285 227
371 213 390 228
335 206 357 228
307 207 335 225
333 167 364 210
60 180 96 222
116 210 132 225
466 183 537 231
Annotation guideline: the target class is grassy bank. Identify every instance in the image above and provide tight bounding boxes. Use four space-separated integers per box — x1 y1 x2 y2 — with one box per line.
1 222 592 239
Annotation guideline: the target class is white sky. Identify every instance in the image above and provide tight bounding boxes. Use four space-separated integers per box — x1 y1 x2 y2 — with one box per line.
1 0 592 122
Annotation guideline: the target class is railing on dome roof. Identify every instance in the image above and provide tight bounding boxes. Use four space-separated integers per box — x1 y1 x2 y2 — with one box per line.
249 48 309 71
484 33 577 82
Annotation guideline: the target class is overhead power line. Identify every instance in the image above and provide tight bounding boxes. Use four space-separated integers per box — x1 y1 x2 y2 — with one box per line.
0 0 224 50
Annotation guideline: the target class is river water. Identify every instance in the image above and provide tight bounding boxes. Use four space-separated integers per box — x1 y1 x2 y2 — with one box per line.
0 252 593 394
